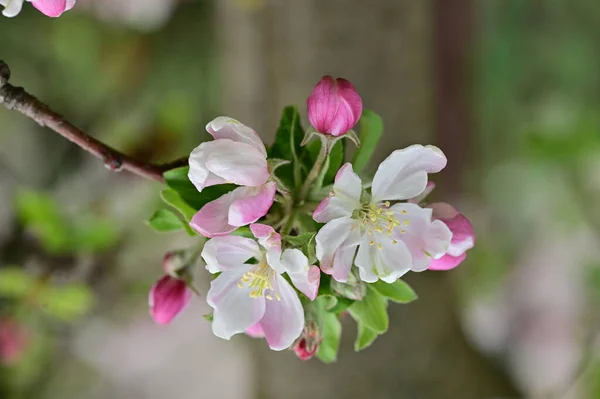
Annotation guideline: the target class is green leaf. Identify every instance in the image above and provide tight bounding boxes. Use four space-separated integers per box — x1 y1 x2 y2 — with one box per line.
146 209 192 234
355 321 379 351
269 106 306 188
348 285 389 333
160 188 197 221
163 167 236 210
327 296 355 314
316 306 342 363
351 110 384 174
203 312 214 322
284 232 315 248
39 284 94 321
0 268 35 298
372 279 418 304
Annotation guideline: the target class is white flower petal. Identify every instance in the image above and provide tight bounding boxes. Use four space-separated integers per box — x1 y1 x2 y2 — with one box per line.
315 217 358 280
354 235 412 283
371 145 447 202
391 202 452 272
201 236 261 273
313 163 362 223
205 140 270 187
258 275 304 351
2 0 24 17
188 142 228 192
208 268 266 340
280 249 320 300
206 117 267 157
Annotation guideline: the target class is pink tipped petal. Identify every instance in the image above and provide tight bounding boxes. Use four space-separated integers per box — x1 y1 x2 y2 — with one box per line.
190 191 238 237
208 267 267 340
280 249 320 300
205 140 269 187
245 323 265 338
149 275 192 325
258 275 304 351
31 0 73 17
307 76 363 137
429 252 467 271
228 182 276 226
390 203 452 272
188 142 227 192
201 235 261 273
206 117 267 157
371 145 447 202
429 202 475 257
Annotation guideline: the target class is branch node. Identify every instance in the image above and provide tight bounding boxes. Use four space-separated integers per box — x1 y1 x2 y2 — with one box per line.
104 156 123 172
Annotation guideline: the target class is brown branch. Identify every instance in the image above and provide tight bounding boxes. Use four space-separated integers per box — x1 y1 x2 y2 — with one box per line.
0 60 188 183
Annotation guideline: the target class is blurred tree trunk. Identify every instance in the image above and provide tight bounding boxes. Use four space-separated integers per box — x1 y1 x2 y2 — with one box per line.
215 0 518 398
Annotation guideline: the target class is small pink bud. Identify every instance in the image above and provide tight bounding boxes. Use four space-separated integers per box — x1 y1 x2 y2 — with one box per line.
307 75 363 137
0 318 28 365
149 275 192 325
293 320 321 361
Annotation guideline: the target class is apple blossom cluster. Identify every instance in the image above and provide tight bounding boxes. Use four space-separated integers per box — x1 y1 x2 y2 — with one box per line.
1 0 74 18
147 76 475 362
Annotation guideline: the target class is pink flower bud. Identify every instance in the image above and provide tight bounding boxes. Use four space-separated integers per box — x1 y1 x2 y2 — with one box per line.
149 275 192 325
293 320 321 361
307 75 363 137
0 318 28 365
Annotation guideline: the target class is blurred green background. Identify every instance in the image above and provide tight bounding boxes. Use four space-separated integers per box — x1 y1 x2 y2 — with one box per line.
1 0 600 398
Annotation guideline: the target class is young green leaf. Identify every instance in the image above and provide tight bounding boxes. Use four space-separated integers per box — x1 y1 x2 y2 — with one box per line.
269 106 306 188
354 321 379 351
160 188 197 221
372 279 418 304
147 209 193 234
351 110 384 174
348 285 389 333
316 307 342 363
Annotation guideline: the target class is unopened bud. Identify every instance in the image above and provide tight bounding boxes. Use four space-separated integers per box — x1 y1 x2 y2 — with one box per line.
307 75 362 137
293 320 321 361
149 275 192 325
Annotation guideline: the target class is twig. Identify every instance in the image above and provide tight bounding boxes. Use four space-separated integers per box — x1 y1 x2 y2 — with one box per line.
0 60 188 183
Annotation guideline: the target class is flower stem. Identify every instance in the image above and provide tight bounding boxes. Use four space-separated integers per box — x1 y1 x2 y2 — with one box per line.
299 137 331 201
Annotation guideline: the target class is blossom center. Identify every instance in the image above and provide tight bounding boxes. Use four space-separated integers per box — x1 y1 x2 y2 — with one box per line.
238 260 280 301
359 202 409 248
